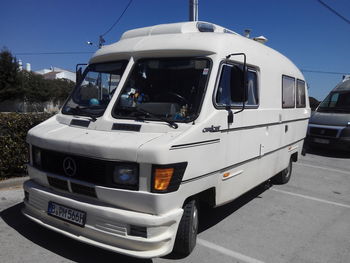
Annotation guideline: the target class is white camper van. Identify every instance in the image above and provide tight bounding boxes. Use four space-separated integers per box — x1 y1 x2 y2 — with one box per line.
23 21 310 258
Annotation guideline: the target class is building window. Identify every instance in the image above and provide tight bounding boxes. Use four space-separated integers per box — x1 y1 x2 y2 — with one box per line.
296 79 306 108
282 75 295 108
215 64 258 107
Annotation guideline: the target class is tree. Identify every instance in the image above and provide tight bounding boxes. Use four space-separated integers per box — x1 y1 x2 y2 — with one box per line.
0 47 75 107
309 96 320 111
0 47 22 101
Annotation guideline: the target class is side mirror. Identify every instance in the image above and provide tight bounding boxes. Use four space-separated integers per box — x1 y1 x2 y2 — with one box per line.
75 63 87 83
230 65 247 103
76 67 82 83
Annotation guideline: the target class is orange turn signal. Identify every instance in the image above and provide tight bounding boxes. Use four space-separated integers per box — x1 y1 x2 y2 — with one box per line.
154 168 174 191
223 172 230 178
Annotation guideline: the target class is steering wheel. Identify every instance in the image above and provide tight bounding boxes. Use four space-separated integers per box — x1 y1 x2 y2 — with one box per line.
155 91 188 105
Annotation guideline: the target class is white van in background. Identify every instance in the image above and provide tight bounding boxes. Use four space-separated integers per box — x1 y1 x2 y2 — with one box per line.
307 75 350 151
23 21 311 258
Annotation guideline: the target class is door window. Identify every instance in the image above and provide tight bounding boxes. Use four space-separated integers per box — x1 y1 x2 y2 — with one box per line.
215 64 258 107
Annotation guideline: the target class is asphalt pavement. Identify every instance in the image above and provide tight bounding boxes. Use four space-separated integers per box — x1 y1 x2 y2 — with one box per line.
1 149 349 263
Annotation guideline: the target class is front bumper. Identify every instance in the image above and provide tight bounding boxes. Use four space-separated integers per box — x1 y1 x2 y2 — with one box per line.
306 136 350 151
22 180 183 258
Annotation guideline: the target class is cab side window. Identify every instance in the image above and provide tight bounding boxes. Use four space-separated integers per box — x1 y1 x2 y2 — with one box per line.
216 64 233 105
296 80 306 108
282 75 295 108
215 63 258 107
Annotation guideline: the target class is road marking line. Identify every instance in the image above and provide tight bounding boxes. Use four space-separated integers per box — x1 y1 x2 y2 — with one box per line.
197 238 265 263
296 162 350 175
271 188 350 209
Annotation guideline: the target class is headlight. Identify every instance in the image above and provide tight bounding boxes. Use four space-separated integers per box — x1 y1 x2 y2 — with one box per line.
32 147 42 168
112 165 138 188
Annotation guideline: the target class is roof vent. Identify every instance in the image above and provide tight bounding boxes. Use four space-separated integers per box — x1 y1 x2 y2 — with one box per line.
253 36 268 44
197 22 215 32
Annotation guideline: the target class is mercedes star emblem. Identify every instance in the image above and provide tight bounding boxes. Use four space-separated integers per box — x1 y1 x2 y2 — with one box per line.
63 157 77 177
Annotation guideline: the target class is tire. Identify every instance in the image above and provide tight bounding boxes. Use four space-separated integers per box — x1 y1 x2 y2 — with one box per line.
173 199 198 256
272 158 292 184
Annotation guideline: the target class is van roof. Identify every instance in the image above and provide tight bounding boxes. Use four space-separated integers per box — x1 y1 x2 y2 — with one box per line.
89 21 303 79
333 77 350 92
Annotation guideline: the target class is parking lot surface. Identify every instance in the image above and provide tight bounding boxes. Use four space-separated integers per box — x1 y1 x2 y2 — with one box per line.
1 150 349 263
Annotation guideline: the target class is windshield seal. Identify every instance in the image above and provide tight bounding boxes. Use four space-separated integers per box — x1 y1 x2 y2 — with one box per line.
62 60 128 118
111 57 212 124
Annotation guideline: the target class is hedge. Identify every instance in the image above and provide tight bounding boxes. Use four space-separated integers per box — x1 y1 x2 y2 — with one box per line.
0 112 53 179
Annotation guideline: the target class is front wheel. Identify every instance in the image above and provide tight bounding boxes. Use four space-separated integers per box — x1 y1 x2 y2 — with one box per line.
173 199 198 256
272 158 292 184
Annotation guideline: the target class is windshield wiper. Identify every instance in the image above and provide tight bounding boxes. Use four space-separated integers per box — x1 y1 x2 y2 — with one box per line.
70 106 98 122
133 107 178 129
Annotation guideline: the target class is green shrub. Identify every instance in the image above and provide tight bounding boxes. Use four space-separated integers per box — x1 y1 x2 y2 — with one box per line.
0 112 53 179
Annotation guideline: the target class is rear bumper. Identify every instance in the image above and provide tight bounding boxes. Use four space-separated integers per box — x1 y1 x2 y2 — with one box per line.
22 180 183 258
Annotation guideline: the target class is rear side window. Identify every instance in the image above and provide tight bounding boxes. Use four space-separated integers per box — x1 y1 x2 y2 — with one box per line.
282 75 295 108
296 80 306 108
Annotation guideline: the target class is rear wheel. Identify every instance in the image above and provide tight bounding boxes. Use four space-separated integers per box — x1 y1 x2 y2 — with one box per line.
272 158 292 184
173 199 198 256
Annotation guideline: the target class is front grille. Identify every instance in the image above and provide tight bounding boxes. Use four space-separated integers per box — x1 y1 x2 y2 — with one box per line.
48 177 69 191
41 149 110 185
310 127 338 138
33 147 139 190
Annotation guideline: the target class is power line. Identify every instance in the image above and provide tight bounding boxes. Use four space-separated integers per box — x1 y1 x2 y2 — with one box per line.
11 52 350 76
301 69 350 75
15 51 94 56
317 0 350 25
101 0 133 37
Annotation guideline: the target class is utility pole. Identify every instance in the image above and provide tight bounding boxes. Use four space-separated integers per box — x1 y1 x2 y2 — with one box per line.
189 0 198 21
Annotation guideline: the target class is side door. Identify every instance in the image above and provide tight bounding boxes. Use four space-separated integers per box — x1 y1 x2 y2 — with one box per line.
214 61 261 203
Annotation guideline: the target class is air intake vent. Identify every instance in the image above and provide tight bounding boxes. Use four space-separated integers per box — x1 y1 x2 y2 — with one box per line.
71 183 97 198
70 119 90 127
112 123 141 132
48 177 69 191
129 225 147 238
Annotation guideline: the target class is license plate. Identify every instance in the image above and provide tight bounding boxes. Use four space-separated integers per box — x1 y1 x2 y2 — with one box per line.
314 138 330 144
48 201 86 227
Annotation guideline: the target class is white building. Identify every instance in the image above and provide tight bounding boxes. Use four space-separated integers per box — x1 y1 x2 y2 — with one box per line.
36 67 76 83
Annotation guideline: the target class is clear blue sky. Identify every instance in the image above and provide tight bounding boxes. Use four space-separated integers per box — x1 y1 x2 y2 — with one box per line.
1 0 350 100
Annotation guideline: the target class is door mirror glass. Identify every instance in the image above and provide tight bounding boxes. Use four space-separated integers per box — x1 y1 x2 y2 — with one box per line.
230 65 247 103
75 63 87 84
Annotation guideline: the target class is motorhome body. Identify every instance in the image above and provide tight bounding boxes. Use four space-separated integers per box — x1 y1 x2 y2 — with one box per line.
307 75 350 151
23 21 310 258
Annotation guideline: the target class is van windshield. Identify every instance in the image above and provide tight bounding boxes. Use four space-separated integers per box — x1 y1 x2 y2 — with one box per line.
62 61 127 118
112 58 210 123
318 91 350 113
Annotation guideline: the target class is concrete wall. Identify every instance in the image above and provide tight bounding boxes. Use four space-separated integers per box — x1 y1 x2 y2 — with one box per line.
0 100 63 113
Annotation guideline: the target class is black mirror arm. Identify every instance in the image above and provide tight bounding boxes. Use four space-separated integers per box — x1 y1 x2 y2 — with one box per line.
226 53 247 115
226 106 234 124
